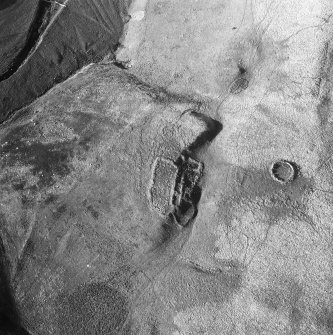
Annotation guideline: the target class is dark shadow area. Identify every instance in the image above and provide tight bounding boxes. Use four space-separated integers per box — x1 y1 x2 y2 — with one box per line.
0 239 29 335
187 111 223 152
0 1 52 82
169 113 222 228
57 283 129 335
0 0 17 11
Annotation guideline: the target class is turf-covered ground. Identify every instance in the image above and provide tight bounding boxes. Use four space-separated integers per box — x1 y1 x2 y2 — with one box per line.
2 0 333 334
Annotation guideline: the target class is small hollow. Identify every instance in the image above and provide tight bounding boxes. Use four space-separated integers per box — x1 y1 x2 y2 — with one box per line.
238 65 247 75
270 160 297 183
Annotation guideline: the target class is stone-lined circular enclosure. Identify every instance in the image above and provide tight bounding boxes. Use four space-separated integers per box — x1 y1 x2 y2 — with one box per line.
270 160 298 184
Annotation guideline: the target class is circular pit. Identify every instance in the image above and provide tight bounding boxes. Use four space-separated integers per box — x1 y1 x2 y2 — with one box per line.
270 160 297 184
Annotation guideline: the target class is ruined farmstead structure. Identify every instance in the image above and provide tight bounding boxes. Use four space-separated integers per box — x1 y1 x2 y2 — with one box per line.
149 155 203 226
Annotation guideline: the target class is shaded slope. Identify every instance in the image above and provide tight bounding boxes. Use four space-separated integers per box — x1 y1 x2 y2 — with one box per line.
0 0 57 82
0 0 39 77
0 0 130 123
